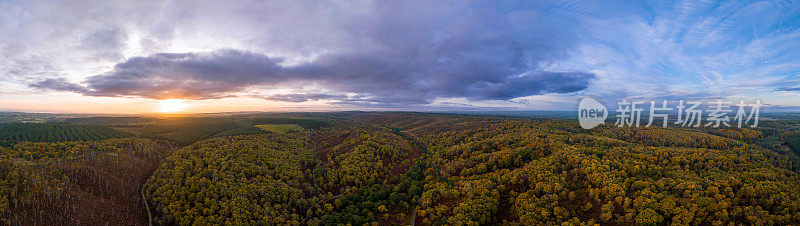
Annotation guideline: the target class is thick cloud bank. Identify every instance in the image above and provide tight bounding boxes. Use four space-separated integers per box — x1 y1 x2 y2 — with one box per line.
29 1 596 105
34 49 594 104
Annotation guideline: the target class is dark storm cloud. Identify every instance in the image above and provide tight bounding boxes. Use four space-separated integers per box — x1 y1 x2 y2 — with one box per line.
468 72 596 100
80 50 284 99
33 49 596 103
30 78 88 93
29 1 597 105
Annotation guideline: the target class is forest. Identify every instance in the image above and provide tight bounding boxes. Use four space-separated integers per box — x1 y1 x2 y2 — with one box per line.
0 123 131 143
1 112 800 225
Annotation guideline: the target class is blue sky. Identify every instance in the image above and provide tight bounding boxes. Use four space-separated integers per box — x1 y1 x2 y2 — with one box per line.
553 0 800 110
1 0 799 113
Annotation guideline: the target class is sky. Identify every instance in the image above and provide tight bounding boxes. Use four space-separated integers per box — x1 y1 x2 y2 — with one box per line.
1 0 799 114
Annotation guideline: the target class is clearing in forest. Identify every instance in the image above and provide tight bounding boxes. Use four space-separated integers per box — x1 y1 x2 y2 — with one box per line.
255 124 304 133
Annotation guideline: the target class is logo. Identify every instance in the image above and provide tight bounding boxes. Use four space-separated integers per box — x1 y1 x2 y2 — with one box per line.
578 97 607 129
576 98 761 129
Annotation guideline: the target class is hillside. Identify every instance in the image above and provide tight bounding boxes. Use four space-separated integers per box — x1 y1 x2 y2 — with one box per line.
0 138 173 225
0 123 131 144
2 112 800 225
142 113 800 225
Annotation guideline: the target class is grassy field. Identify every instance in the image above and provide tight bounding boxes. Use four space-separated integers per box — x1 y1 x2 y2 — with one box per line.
254 124 304 133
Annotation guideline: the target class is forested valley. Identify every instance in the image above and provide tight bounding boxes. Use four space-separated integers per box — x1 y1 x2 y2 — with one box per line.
2 112 800 225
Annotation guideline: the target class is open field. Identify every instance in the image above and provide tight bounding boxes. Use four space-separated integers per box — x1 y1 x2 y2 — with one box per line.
254 124 305 133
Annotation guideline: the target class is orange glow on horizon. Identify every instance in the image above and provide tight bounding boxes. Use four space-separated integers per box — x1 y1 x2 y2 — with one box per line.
0 93 351 114
156 99 189 113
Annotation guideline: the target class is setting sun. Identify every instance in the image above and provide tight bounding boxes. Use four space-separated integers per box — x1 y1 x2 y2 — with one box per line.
4 1 800 225
156 99 189 113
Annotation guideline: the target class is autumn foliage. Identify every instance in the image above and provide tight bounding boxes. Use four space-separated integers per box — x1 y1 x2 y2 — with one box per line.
3 112 800 225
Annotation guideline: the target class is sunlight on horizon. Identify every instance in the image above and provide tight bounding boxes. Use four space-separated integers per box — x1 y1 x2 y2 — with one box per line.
156 99 189 113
